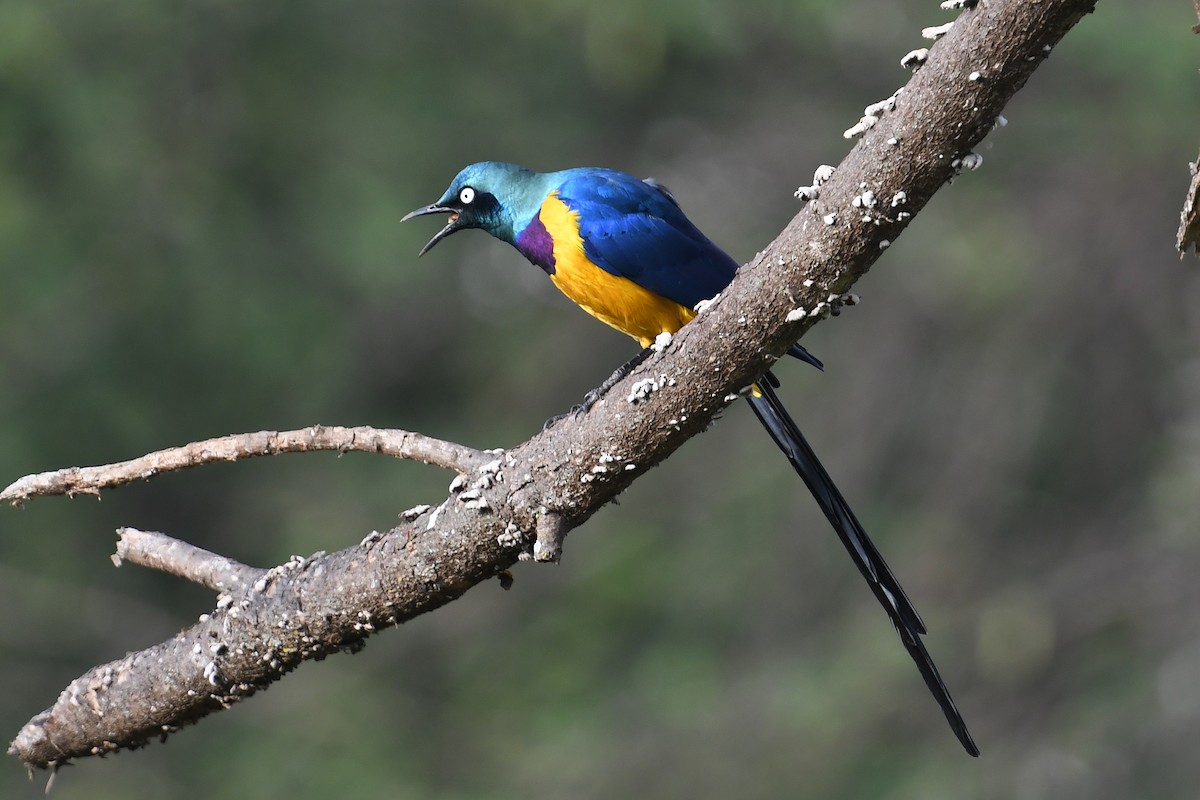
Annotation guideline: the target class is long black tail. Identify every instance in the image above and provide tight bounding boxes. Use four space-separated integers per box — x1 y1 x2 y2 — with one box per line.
746 379 979 757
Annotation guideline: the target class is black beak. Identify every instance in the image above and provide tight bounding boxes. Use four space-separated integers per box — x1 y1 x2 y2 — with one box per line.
401 204 461 257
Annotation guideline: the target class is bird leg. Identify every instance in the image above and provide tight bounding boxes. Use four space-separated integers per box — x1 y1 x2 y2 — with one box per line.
588 346 654 406
543 346 653 429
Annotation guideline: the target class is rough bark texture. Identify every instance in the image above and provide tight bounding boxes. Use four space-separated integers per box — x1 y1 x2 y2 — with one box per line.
8 0 1099 771
1178 153 1200 255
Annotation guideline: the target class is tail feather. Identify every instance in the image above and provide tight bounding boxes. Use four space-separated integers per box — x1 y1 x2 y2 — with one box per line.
746 380 979 757
787 343 824 371
749 381 924 634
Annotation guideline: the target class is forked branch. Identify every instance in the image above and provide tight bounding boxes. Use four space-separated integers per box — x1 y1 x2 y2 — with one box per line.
8 0 1100 772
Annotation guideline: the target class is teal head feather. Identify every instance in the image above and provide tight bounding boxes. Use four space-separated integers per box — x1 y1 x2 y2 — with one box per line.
402 161 559 253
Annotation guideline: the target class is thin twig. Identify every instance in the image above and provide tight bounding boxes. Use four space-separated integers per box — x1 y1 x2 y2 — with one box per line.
1178 153 1200 256
113 528 264 592
1 425 488 506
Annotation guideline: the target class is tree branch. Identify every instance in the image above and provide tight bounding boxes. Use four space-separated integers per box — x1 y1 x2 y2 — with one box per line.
1177 154 1200 256
7 0 1099 771
0 425 487 506
112 528 264 592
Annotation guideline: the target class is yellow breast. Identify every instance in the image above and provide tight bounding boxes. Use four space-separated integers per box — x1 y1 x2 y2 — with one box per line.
539 192 694 348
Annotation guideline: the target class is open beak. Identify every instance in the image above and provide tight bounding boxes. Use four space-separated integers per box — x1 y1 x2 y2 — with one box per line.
401 204 462 257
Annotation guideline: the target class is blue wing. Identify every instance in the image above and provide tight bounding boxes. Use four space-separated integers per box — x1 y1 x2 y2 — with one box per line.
555 169 738 310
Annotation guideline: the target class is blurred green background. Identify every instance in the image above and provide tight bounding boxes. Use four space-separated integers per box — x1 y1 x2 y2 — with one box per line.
2 1 1199 797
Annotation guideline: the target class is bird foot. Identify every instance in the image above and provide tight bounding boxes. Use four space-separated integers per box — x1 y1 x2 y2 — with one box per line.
540 346 653 430
578 388 602 413
541 392 599 430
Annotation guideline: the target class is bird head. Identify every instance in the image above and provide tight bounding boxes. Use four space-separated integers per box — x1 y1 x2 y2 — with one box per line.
402 162 542 255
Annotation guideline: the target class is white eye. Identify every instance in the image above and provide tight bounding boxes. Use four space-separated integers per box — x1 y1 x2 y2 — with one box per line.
459 187 475 204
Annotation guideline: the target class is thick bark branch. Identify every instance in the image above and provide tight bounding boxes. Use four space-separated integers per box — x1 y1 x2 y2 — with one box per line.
0 425 486 506
8 0 1099 771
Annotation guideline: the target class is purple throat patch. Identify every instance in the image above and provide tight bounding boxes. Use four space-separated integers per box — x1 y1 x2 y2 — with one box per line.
516 214 556 274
